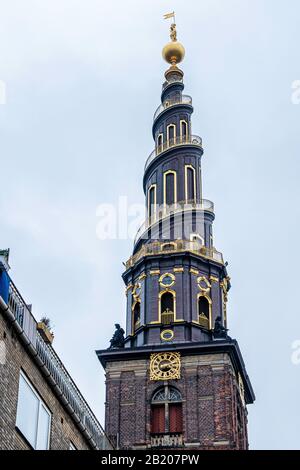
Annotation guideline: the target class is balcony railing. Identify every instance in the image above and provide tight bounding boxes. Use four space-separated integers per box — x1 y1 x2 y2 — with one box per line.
162 74 183 90
153 95 192 121
134 199 214 245
151 433 184 448
8 279 37 347
161 310 175 325
0 274 113 450
126 239 224 270
145 134 202 172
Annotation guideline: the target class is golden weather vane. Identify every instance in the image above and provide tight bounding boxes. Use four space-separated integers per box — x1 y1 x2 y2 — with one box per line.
163 11 177 42
162 11 185 66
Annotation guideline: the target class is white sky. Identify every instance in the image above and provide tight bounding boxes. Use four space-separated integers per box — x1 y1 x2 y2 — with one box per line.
0 0 300 450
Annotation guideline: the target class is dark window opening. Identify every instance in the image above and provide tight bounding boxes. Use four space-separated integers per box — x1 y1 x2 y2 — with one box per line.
168 125 176 143
198 296 210 329
181 121 188 141
160 292 174 324
165 173 175 205
186 167 195 201
133 302 141 331
157 134 163 150
149 186 156 220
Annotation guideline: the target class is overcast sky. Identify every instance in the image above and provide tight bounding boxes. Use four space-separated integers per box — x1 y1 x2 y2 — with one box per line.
0 0 300 450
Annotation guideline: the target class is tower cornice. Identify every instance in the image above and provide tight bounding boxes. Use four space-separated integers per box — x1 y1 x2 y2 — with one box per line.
96 339 255 405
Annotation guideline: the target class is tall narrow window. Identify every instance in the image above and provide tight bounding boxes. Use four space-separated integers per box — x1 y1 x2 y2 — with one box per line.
157 134 163 153
199 167 203 201
198 296 211 329
16 371 51 450
151 405 165 434
167 124 176 145
148 185 156 222
151 386 183 437
164 171 177 206
160 291 175 324
169 404 183 433
185 165 196 202
132 301 141 332
180 120 188 142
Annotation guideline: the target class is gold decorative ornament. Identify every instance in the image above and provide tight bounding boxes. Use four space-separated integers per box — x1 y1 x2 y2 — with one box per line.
162 39 185 64
150 352 181 381
162 13 185 66
160 329 174 342
159 272 175 288
173 267 184 273
150 270 160 276
190 268 199 276
125 284 133 296
132 283 141 300
221 277 228 293
197 276 211 293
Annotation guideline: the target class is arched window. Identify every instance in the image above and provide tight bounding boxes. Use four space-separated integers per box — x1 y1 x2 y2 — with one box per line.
151 386 183 436
161 242 176 252
198 295 211 329
180 120 188 142
167 124 176 145
164 171 177 206
157 133 163 153
148 185 157 222
160 291 175 324
185 165 196 202
132 301 141 332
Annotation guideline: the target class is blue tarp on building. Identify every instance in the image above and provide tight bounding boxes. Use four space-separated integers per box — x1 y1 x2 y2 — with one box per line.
0 270 10 304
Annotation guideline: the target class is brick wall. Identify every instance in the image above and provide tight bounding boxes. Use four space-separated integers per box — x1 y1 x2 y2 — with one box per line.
104 353 248 450
0 313 93 450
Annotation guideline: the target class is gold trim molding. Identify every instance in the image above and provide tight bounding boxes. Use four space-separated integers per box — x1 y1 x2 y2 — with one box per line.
190 268 199 275
174 267 184 273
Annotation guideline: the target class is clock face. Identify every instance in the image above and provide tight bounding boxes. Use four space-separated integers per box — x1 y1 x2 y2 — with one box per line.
150 352 181 381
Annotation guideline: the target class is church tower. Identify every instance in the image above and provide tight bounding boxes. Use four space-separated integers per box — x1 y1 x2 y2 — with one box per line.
96 18 255 450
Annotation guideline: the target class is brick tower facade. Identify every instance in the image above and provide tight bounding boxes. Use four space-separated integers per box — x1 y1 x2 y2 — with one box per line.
96 20 255 450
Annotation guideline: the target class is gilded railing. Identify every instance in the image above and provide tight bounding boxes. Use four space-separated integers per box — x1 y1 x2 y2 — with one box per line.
134 199 214 245
161 310 175 325
153 95 192 121
145 134 202 171
126 240 224 270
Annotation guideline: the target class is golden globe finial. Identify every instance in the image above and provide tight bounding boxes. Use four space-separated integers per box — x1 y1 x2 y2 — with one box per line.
162 12 185 65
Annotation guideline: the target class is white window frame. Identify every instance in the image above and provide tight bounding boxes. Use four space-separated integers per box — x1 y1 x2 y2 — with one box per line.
16 370 51 450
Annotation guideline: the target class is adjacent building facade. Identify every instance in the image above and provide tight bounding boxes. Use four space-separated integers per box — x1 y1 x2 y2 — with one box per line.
97 23 255 450
0 250 112 450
